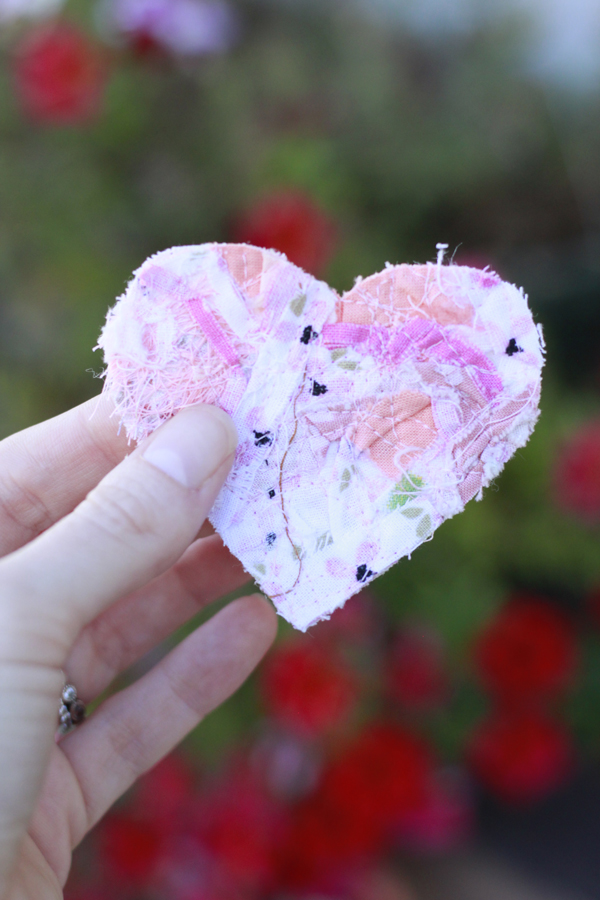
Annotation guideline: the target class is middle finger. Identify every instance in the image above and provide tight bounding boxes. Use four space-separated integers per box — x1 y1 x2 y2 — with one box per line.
64 534 250 702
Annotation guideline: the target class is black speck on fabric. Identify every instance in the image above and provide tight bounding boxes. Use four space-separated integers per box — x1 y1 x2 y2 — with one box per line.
506 337 524 356
311 380 328 396
253 430 273 447
300 325 318 344
356 564 374 582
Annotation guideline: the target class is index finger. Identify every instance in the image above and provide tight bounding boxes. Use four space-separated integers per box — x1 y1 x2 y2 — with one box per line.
0 393 130 557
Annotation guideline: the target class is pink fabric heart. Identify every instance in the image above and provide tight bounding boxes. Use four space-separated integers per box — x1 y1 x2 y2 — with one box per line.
98 244 544 630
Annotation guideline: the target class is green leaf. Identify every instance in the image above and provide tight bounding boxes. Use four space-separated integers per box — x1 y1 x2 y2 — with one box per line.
290 293 307 316
416 514 432 538
387 474 425 511
401 507 423 518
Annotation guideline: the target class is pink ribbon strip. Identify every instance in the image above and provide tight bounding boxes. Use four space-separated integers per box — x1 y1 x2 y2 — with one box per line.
322 317 502 402
188 298 241 367
322 323 370 347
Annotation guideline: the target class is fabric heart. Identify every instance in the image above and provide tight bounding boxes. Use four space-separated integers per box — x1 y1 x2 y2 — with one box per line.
98 244 544 630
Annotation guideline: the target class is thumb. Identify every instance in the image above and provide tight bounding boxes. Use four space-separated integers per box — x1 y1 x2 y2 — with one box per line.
0 404 238 667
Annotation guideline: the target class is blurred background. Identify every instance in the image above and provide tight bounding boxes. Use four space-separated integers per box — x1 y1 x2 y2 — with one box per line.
2 0 600 897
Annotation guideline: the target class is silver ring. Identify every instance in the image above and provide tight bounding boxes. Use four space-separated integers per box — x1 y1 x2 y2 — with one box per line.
58 683 86 735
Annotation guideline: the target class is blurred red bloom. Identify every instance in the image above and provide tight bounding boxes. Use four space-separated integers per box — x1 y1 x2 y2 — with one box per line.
394 769 473 854
199 775 288 892
277 723 433 887
277 790 382 888
473 596 577 702
134 753 196 827
467 710 574 805
386 626 448 711
554 421 600 522
261 640 358 736
98 813 164 883
232 189 337 276
14 24 107 125
321 724 433 826
129 30 166 59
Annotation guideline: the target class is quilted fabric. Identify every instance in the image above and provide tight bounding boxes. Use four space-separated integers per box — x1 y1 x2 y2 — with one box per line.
97 243 544 630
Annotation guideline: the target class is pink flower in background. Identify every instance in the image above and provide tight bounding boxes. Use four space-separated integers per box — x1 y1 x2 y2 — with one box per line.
104 0 239 56
13 23 107 124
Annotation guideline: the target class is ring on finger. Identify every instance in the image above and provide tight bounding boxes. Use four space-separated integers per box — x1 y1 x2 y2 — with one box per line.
58 683 87 735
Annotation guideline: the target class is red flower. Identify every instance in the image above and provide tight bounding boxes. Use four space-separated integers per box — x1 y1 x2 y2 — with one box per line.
128 30 167 59
14 24 107 125
134 753 196 827
276 723 433 887
98 813 164 883
554 421 600 522
232 189 337 276
260 640 358 736
467 710 574 804
473 596 577 702
386 626 448 711
277 791 382 889
394 769 473 853
199 775 287 892
320 724 433 826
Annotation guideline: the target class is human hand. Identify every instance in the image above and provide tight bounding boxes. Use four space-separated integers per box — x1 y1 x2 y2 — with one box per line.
0 396 277 900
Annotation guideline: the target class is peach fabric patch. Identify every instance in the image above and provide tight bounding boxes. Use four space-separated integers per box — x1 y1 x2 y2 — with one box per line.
97 244 544 630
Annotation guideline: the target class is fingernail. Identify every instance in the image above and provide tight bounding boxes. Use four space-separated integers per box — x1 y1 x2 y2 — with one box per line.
142 405 238 489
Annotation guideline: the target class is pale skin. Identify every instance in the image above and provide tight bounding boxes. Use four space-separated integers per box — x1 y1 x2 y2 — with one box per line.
0 395 277 900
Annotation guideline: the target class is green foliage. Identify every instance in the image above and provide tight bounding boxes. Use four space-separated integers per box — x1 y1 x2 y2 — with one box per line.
388 473 425 510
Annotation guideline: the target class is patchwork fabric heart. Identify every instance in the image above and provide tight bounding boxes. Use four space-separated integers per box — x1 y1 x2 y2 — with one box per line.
98 244 544 630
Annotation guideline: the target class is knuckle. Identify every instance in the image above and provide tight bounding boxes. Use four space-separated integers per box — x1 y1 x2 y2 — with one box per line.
0 467 54 545
81 472 165 544
0 588 68 665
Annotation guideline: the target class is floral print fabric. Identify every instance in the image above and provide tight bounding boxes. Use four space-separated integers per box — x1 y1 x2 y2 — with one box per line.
98 244 544 630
